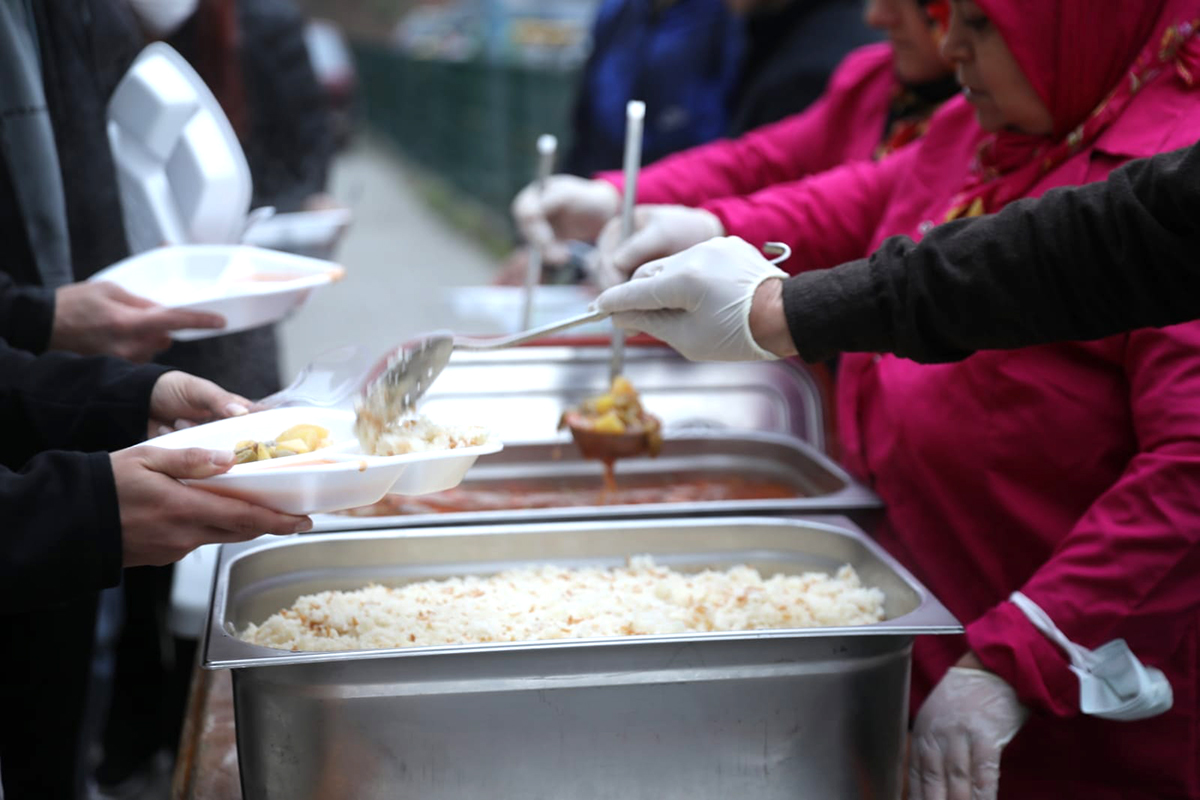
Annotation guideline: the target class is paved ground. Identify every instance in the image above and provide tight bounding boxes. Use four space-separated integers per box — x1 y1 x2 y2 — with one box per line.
276 136 502 381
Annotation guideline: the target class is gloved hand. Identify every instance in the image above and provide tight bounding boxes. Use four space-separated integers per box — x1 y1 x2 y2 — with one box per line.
909 666 1029 800
593 236 787 362
591 204 725 289
511 175 620 263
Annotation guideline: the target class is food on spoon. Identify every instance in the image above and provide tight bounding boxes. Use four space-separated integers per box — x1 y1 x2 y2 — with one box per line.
234 423 331 464
355 411 491 456
560 375 663 459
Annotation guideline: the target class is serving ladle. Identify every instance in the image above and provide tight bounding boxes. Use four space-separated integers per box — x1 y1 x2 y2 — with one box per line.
356 240 793 451
562 239 793 465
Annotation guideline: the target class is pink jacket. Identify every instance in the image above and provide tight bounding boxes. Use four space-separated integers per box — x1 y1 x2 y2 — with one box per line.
697 96 985 271
843 32 1200 800
597 42 896 207
659 8 1200 797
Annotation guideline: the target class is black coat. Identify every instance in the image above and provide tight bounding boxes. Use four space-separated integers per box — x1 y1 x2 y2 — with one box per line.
0 337 163 800
0 8 157 797
0 1 154 608
0 0 143 354
0 343 165 614
782 141 1200 363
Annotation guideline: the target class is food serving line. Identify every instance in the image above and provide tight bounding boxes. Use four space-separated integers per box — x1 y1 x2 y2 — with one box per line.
170 343 961 800
93 65 960 798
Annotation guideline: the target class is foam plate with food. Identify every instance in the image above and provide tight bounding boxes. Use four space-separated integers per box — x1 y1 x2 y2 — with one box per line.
141 407 500 515
89 244 344 340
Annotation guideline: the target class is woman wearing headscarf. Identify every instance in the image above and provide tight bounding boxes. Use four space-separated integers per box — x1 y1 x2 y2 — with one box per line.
511 0 958 271
597 1 1200 797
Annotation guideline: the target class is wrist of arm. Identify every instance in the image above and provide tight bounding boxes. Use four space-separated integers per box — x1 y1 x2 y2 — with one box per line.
750 278 797 358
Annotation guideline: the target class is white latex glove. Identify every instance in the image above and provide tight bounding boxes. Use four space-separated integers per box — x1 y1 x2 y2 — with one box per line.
593 236 787 362
909 667 1030 800
591 204 725 289
510 175 620 263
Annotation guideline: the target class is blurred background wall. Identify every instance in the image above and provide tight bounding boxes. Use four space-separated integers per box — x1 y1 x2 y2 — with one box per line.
297 0 590 242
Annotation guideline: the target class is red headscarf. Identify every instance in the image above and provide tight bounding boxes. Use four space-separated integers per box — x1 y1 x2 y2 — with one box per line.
945 0 1200 220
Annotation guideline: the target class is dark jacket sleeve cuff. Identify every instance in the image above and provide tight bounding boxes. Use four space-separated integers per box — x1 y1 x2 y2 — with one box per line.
781 261 889 363
86 450 125 587
0 283 55 354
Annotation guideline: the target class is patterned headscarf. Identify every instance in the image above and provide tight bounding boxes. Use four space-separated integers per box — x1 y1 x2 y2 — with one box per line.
946 0 1200 220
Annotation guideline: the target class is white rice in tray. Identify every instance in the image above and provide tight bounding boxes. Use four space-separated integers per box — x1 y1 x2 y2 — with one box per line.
355 412 491 456
240 556 886 652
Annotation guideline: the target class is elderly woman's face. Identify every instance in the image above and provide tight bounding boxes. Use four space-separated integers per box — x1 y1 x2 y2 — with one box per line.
864 0 952 84
941 0 1054 135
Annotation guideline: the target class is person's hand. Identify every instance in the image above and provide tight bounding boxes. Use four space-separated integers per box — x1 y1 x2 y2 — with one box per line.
50 281 225 362
594 237 791 362
112 446 312 567
591 205 724 289
148 371 251 438
908 655 1029 800
511 175 620 262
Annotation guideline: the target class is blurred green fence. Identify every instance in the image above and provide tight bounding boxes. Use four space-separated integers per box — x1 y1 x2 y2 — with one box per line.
353 43 579 230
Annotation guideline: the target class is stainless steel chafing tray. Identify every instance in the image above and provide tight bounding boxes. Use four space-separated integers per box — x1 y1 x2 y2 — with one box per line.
310 345 871 532
414 345 829 448
205 516 959 800
310 431 881 532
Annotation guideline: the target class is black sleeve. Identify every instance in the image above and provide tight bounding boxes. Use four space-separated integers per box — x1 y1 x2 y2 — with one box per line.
0 341 167 468
782 141 1200 363
0 272 54 354
0 450 123 614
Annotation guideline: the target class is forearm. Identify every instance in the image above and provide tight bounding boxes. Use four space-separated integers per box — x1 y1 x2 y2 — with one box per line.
0 451 123 613
781 143 1200 363
0 343 166 463
749 278 798 358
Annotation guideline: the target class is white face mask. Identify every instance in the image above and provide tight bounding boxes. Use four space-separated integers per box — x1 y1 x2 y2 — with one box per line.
1009 592 1174 721
126 0 200 36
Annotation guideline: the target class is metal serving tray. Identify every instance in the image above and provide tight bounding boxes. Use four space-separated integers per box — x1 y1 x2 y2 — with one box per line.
415 345 829 449
310 431 881 532
205 516 959 800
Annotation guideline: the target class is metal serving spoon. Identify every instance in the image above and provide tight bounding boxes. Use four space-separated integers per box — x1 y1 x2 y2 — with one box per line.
357 308 611 423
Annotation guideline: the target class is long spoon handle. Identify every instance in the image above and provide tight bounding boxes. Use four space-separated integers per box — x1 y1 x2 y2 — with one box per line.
453 308 611 351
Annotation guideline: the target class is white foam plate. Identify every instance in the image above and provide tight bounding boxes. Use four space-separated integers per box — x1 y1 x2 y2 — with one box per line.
140 407 502 515
89 244 344 340
108 42 253 253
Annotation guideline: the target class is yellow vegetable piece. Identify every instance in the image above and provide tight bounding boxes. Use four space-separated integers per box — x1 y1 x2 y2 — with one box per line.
275 424 329 451
274 438 311 455
593 394 616 414
611 376 635 396
592 410 626 434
